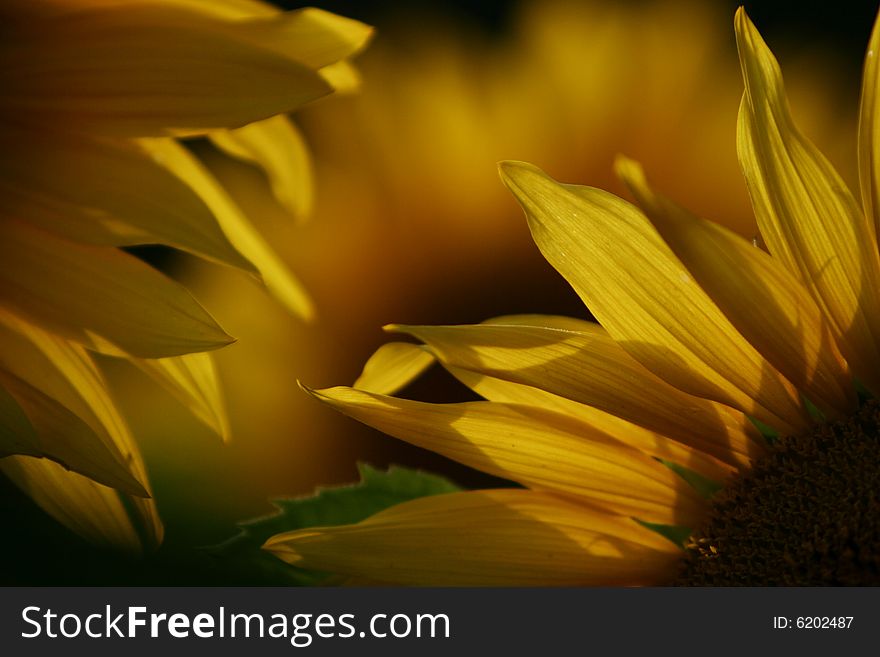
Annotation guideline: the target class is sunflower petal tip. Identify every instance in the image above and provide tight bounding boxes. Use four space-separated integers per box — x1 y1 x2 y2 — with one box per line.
299 382 343 403
497 160 540 179
614 157 651 200
734 6 759 49
612 155 643 182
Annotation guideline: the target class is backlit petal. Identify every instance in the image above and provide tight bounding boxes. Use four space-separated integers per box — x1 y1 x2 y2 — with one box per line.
0 219 232 357
210 115 314 221
306 385 706 526
446 366 740 483
264 489 680 586
499 161 809 433
736 8 880 394
0 369 145 495
858 8 880 240
390 321 762 468
131 353 230 442
143 138 315 319
352 342 437 395
617 157 856 418
0 311 161 550
319 60 363 93
0 127 255 274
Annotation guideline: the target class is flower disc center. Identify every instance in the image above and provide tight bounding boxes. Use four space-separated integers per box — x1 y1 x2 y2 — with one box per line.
675 401 880 585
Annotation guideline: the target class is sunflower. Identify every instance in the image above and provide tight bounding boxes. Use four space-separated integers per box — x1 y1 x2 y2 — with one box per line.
0 0 371 553
177 0 852 518
264 8 880 585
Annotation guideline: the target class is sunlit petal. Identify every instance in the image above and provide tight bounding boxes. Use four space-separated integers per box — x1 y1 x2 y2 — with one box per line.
210 116 314 221
736 8 880 394
858 9 880 240
617 156 856 418
390 321 763 468
446 366 740 483
264 489 680 586
306 385 706 526
142 138 315 320
499 160 809 433
352 342 437 395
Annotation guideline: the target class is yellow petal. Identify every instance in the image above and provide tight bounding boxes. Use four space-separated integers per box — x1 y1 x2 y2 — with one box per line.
222 7 373 70
1 456 161 554
616 157 856 418
0 219 232 358
0 369 145 495
0 127 255 274
306 385 706 526
736 8 880 394
38 2 373 69
0 311 162 550
319 60 362 94
0 4 332 136
131 352 231 442
210 115 314 221
264 489 680 586
352 342 436 395
859 9 880 240
20 0 278 19
0 311 147 474
446 366 740 483
0 380 39 454
142 137 315 320
499 160 809 433
388 321 763 470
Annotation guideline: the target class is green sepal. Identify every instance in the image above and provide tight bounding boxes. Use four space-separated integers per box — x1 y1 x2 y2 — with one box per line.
748 416 779 445
657 458 723 499
634 519 693 548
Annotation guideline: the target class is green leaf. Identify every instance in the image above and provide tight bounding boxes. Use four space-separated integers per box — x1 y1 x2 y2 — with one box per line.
208 463 461 584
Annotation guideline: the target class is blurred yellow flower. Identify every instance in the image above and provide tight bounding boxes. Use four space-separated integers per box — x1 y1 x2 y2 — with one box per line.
265 8 880 585
0 0 371 552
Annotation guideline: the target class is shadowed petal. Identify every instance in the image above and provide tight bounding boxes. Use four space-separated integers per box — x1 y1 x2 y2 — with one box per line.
265 489 679 586
0 128 256 274
131 353 231 442
1 456 161 554
0 4 332 136
0 220 232 358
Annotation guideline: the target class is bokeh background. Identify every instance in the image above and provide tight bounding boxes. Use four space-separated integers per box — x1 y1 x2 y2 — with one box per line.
3 0 876 583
